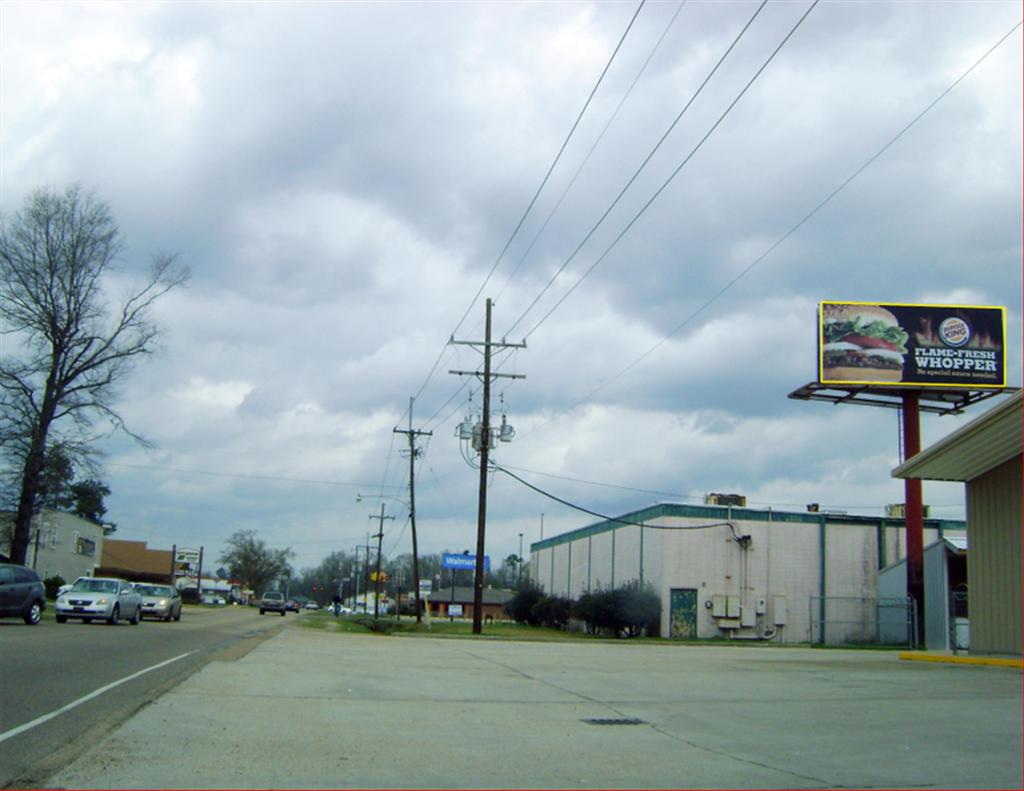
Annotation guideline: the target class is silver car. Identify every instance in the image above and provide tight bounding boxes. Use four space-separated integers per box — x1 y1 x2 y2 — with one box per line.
134 583 182 622
56 577 143 625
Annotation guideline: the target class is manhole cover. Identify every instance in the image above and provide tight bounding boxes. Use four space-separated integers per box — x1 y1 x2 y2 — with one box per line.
582 717 647 726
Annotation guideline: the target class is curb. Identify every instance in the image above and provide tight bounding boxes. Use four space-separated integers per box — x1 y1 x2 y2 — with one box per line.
899 651 1022 668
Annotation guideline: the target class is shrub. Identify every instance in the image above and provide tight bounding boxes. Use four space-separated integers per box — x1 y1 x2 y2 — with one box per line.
505 585 546 625
572 582 661 638
618 581 661 638
44 574 66 600
531 595 572 630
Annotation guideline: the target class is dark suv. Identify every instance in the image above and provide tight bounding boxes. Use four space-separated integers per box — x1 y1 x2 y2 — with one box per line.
259 590 287 616
0 563 47 625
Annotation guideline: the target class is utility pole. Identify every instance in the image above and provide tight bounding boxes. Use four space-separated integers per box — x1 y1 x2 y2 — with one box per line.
518 532 524 589
450 298 525 634
394 396 432 624
370 504 394 620
363 540 371 613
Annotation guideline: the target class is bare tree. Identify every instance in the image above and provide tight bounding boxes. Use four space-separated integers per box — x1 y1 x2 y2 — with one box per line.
0 184 188 564
218 530 294 596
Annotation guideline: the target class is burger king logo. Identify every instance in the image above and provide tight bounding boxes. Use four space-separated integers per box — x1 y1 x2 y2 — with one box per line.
938 317 971 348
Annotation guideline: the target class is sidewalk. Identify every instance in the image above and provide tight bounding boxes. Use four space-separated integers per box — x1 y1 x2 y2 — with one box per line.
45 626 1023 789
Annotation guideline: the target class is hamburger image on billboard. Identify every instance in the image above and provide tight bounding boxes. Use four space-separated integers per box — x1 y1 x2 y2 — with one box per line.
821 302 908 383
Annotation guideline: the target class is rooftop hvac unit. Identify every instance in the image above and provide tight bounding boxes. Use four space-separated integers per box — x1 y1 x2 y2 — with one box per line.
885 503 931 518
705 493 746 507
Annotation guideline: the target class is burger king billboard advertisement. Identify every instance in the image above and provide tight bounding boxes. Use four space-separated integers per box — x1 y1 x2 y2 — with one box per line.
819 301 1005 388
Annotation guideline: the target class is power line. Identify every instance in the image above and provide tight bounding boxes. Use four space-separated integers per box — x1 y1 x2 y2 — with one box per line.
495 463 962 512
494 0 689 307
493 464 734 533
403 0 648 413
518 0 820 341
106 461 401 490
544 16 1023 414
502 0 771 338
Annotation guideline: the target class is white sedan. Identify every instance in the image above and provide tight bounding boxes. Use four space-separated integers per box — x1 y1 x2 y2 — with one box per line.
56 577 143 625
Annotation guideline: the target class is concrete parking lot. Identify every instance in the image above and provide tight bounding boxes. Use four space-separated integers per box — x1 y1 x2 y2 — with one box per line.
45 627 1022 789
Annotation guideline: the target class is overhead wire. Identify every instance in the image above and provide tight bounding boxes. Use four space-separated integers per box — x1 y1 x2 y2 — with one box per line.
531 15 1023 419
493 463 736 534
492 463 963 513
493 0 689 306
517 0 821 341
106 461 402 490
502 0 771 339
401 0 648 417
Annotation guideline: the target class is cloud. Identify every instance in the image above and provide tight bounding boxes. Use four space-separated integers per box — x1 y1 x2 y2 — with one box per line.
1 1 1018 573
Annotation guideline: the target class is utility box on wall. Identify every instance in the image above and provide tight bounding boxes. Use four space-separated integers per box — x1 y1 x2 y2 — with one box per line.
773 595 787 626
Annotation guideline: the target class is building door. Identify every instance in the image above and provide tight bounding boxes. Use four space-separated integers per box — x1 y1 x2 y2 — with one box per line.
670 588 698 639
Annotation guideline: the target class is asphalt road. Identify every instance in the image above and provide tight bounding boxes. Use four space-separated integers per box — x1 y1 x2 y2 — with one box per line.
0 604 289 789
36 627 1024 790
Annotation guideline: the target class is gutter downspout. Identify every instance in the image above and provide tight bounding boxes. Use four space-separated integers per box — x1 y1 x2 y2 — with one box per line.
819 515 827 645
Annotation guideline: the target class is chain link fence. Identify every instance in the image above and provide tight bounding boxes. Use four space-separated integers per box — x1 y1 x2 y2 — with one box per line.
810 595 918 647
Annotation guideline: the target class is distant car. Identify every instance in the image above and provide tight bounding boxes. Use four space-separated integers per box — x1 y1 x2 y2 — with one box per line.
259 591 287 616
303 601 318 610
56 577 142 625
201 594 226 606
0 563 47 625
134 583 182 622
286 599 300 612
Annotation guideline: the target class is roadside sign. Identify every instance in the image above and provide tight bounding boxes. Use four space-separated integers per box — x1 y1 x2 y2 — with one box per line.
418 580 432 597
448 604 463 617
175 548 200 564
442 553 490 571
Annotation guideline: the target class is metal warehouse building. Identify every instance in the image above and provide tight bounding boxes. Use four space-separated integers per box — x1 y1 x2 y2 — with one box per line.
529 503 965 644
893 390 1022 656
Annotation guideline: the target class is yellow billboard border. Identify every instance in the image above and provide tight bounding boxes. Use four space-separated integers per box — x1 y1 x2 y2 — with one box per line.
818 300 1007 389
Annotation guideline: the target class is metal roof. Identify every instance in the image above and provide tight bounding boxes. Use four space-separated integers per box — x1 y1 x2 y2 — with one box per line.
892 391 1022 482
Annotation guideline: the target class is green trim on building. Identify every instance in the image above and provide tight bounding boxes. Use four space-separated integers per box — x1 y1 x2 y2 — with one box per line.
530 502 966 552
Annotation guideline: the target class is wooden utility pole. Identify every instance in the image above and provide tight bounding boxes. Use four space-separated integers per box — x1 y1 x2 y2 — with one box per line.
371 504 394 619
394 397 431 624
450 298 525 635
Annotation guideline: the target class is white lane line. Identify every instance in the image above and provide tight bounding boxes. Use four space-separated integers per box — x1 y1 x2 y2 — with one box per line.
0 651 196 744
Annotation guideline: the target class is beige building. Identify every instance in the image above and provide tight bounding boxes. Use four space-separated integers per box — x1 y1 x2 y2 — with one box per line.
0 509 105 582
531 503 965 644
893 390 1022 656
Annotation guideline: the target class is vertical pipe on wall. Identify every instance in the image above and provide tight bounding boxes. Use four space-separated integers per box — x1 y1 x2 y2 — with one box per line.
639 523 644 585
611 527 616 589
818 516 827 645
567 541 572 598
587 534 592 592
550 546 555 593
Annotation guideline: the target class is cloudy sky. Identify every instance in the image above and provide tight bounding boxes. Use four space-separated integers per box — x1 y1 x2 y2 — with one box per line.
2 0 1021 575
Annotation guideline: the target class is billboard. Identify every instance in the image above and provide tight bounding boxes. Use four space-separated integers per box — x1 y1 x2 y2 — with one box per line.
819 301 1005 388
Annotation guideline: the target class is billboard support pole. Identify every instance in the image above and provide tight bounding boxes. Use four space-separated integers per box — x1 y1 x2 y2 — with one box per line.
901 391 925 648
